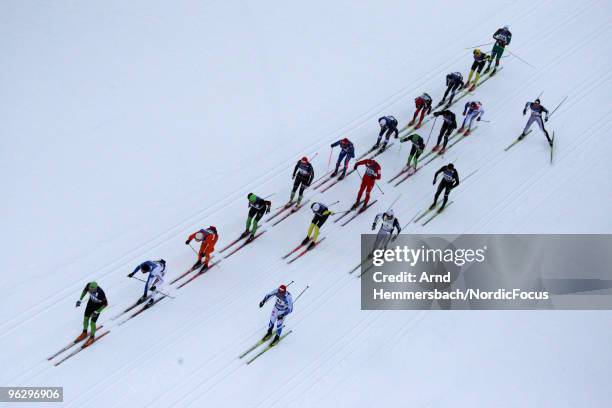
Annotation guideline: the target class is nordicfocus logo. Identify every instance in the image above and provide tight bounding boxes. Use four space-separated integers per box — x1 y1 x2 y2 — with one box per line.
371 245 487 267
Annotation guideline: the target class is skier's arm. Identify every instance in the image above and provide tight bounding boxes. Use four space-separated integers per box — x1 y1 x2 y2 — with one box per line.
264 200 272 213
453 170 460 188
523 102 530 115
285 294 294 315
185 232 197 245
394 218 402 235
259 290 276 307
292 161 299 178
372 213 382 230
542 106 549 120
330 140 340 148
128 262 144 278
79 284 89 301
433 166 444 183
96 289 109 310
463 102 469 115
306 165 314 185
477 108 484 120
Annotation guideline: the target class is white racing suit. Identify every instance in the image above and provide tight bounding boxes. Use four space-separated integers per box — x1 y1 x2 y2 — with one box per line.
261 290 294 336
461 102 484 131
144 261 166 302
372 213 401 251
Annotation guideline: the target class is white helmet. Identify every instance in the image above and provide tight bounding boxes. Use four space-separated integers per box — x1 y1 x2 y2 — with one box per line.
379 118 387 126
312 203 321 213
384 209 394 218
195 232 204 242
503 25 509 30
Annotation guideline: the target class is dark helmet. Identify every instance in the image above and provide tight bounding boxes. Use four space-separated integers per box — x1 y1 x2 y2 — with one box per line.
341 138 349 146
141 263 151 273
300 156 309 163
159 259 166 265
447 163 454 169
534 98 541 104
209 225 217 234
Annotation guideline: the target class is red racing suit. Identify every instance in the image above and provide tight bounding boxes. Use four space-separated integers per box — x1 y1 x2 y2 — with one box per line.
187 228 218 266
354 159 381 206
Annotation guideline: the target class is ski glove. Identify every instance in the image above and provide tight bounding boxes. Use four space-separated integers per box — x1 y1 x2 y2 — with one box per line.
545 117 548 122
128 272 135 278
477 117 481 121
371 223 376 230
76 300 81 307
259 300 265 308
432 179 437 185
522 109 526 115
150 285 157 292
185 240 190 245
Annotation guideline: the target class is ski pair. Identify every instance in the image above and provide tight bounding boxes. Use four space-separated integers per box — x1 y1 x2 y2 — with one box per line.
52 329 111 366
223 230 267 259
286 237 326 264
176 259 222 289
413 201 455 226
239 330 293 365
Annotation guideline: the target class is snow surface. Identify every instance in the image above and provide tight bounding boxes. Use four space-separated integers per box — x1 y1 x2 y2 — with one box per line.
2 0 612 406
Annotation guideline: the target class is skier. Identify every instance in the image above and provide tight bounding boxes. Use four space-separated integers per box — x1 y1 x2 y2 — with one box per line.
485 25 512 74
351 158 381 212
432 110 457 154
242 193 272 242
259 284 293 345
429 163 460 212
330 138 355 179
440 72 465 106
371 209 401 253
289 157 314 206
128 259 167 305
302 202 334 249
399 133 425 173
374 116 399 151
185 226 218 270
466 49 492 90
75 281 108 347
519 99 552 146
459 101 484 135
408 94 433 129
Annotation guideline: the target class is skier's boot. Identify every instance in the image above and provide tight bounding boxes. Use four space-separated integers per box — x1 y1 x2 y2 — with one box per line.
350 201 360 211
432 145 440 152
75 330 88 343
246 233 255 243
262 328 273 341
408 119 415 126
191 260 202 271
438 147 447 154
137 294 148 304
379 142 387 152
240 229 250 239
438 205 446 213
548 137 553 147
307 241 316 250
301 237 310 246
338 169 346 180
517 133 525 141
359 203 368 213
429 202 437 210
270 334 280 346
415 121 422 129
457 126 464 133
372 141 380 150
331 168 338 177
463 129 471 136
83 335 95 348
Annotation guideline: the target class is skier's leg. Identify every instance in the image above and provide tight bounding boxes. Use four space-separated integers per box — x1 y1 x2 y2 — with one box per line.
467 61 478 83
412 107 420 123
433 182 445 205
474 61 485 84
363 180 374 206
307 222 315 238
356 179 367 203
251 209 265 235
268 308 278 331
290 178 300 201
440 182 452 209
442 85 451 101
297 181 306 204
536 117 551 140
522 116 535 136
418 108 426 125
275 314 285 336
334 151 346 174
373 230 386 251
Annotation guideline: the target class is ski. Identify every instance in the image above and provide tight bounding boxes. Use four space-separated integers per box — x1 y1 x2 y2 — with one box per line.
504 130 532 151
176 260 221 289
265 202 294 222
282 242 308 260
223 230 267 259
239 338 269 359
422 201 454 226
118 296 167 326
333 201 363 224
53 330 111 366
287 237 326 264
169 256 217 285
341 199 378 227
47 325 104 360
358 262 376 278
393 166 418 187
349 257 373 274
550 131 555 164
310 171 334 190
110 297 151 321
245 330 293 365
218 234 249 254
388 167 409 184
355 146 377 161
271 200 310 226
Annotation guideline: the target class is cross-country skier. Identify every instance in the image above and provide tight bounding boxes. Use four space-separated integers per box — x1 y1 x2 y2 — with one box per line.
429 163 459 212
330 138 355 179
185 226 218 270
399 133 425 173
432 110 457 154
128 259 167 305
289 157 314 206
351 159 381 212
371 209 401 253
459 101 484 135
519 99 552 146
485 25 512 74
242 193 272 242
466 49 492 90
408 94 433 129
440 72 465 106
374 116 399 151
302 202 334 249
259 284 293 345
75 281 108 347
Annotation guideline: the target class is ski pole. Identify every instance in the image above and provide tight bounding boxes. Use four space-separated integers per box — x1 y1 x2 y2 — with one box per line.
263 193 276 200
309 152 319 162
508 50 535 68
425 116 438 147
188 243 198 255
465 42 493 49
128 276 175 299
327 200 340 207
327 147 334 171
356 168 385 196
294 285 310 302
548 96 568 119
386 193 402 212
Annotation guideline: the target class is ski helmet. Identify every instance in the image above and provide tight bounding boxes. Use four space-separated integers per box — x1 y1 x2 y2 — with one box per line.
474 49 482 56
195 232 204 242
248 193 257 203
379 117 387 126
88 281 98 291
300 156 309 163
423 93 431 100
141 263 151 273
312 202 321 213
534 98 541 104
341 138 349 146
447 163 454 169
209 226 217 234
470 101 478 109
278 284 287 294
384 209 394 219
503 25 509 30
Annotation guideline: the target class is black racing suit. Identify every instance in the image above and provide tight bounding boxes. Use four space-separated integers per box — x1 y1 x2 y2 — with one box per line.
433 110 457 148
376 116 399 146
291 160 314 200
443 73 464 104
432 165 460 209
